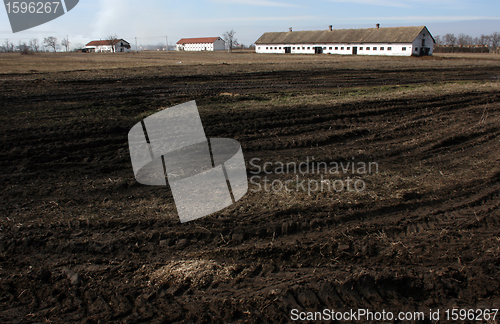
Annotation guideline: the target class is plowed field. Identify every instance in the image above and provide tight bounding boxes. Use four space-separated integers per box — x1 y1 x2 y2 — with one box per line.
1 53 500 323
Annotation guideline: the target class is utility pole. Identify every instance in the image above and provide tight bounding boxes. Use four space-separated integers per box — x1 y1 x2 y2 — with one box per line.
165 36 168 52
135 37 138 52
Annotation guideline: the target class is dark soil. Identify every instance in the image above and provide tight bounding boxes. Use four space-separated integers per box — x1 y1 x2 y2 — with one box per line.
1 60 500 323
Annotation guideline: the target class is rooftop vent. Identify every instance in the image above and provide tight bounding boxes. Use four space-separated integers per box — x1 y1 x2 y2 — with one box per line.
376 23 380 29
289 27 292 32
329 25 333 31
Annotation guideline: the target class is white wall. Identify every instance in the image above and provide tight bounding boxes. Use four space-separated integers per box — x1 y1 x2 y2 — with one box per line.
411 27 434 56
114 41 131 53
340 44 413 56
85 44 131 53
256 43 415 56
214 39 225 51
177 42 223 51
255 44 315 54
96 45 112 52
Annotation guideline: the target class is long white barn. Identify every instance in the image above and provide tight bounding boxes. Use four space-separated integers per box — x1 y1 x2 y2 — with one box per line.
255 25 435 56
176 37 225 51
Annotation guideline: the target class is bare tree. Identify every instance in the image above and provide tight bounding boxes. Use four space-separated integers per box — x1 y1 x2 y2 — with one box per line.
434 35 442 46
61 37 70 52
43 36 58 52
29 38 40 52
457 33 473 46
444 33 457 47
457 33 467 46
18 42 32 55
1 39 15 52
479 34 490 47
465 35 473 46
107 34 119 52
222 29 237 53
490 32 500 54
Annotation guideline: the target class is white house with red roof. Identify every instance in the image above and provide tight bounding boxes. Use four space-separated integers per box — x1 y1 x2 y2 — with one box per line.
176 37 225 51
85 39 131 53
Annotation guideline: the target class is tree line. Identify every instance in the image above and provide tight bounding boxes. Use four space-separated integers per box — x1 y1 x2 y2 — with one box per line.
3 31 498 54
435 32 500 49
0 36 72 53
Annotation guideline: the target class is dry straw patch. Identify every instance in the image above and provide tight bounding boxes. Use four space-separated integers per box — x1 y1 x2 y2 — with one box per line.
150 259 235 287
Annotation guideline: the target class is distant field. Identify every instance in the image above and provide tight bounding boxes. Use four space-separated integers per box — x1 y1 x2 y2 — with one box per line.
0 51 499 75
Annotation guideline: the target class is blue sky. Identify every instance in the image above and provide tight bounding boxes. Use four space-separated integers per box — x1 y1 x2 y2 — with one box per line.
1 0 499 49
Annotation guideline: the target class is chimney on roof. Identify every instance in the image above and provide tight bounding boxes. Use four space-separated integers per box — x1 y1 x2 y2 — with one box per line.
376 23 380 29
289 27 292 32
329 25 333 31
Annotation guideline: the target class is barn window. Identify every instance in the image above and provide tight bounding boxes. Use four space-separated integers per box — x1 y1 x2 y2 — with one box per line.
347 47 350 50
341 47 344 50
415 47 418 51
366 47 370 50
422 39 426 46
373 47 377 50
402 47 406 51
359 47 363 50
329 47 332 50
387 47 392 51
293 47 295 50
307 47 310 50
323 47 326 50
335 47 338 50
266 47 269 50
279 47 281 49
380 47 384 50
302 47 305 50
274 47 277 50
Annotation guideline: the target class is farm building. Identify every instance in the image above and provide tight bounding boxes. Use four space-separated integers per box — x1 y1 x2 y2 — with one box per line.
85 39 131 53
176 37 225 51
255 25 435 56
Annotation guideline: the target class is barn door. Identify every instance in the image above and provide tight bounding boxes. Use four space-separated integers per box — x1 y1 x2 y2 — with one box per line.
352 46 358 55
314 46 323 54
420 47 430 56
284 47 291 54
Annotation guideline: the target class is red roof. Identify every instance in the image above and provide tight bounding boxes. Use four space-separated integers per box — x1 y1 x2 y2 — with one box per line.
176 37 222 44
86 39 129 46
